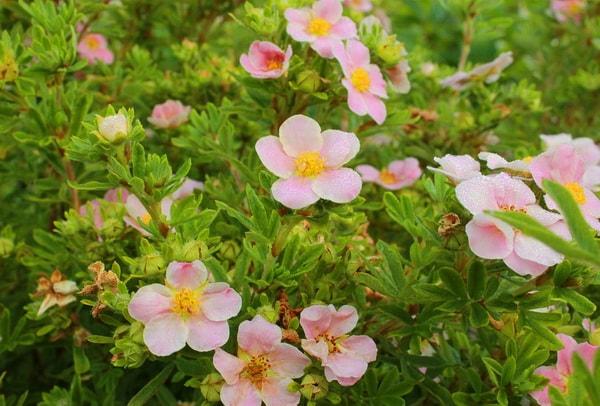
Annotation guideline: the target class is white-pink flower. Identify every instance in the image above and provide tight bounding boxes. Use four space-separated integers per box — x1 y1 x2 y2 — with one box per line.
124 195 173 236
530 144 600 230
77 33 114 65
240 41 292 79
333 40 388 124
213 316 310 406
148 100 191 129
456 173 565 276
441 52 513 91
428 154 481 182
343 0 373 12
551 0 585 23
540 133 600 167
300 304 377 386
478 152 532 174
128 260 242 356
531 334 598 406
285 0 357 58
255 115 362 209
356 158 421 190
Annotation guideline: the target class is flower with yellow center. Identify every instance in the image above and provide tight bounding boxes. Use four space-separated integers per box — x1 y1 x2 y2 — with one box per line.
317 334 342 354
171 288 200 317
379 170 397 185
85 36 101 50
350 68 371 92
140 212 152 225
564 182 586 204
241 354 272 388
307 18 331 36
266 59 283 71
295 151 325 178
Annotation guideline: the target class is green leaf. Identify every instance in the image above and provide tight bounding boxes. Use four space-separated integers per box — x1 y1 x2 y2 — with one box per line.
553 288 596 315
73 347 90 375
438 268 467 300
524 317 562 349
127 365 175 406
467 261 486 301
500 356 516 386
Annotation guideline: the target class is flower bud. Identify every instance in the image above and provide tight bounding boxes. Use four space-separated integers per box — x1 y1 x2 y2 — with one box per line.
200 373 223 402
376 35 404 66
219 240 241 262
96 113 129 143
295 70 321 93
300 374 329 401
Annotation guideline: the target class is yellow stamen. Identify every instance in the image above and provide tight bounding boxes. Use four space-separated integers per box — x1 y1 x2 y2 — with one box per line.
499 204 527 213
317 334 342 353
379 169 397 185
85 37 101 50
295 152 325 178
242 355 271 388
564 182 586 204
171 288 200 316
522 156 533 163
350 68 371 92
266 59 282 70
140 213 152 225
307 18 331 37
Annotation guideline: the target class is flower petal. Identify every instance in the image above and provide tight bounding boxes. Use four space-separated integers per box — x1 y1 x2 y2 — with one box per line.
255 136 295 178
186 315 230 352
268 343 311 378
325 352 368 382
213 348 245 385
503 252 548 277
166 260 208 289
513 232 562 267
201 282 242 321
271 177 320 209
238 315 282 356
356 165 380 182
128 284 173 323
329 305 359 336
313 0 342 21
279 115 323 157
465 215 514 259
301 339 330 361
220 380 261 406
362 92 387 124
319 130 360 167
143 313 188 356
260 378 301 406
311 168 362 203
342 335 377 362
300 305 333 339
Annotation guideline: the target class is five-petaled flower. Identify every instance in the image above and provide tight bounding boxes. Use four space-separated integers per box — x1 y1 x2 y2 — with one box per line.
356 158 421 190
333 40 388 124
128 260 242 356
551 0 585 23
531 333 598 406
148 100 192 129
34 270 78 316
255 115 362 209
300 304 377 386
285 0 357 58
213 315 310 406
77 33 114 65
240 41 292 79
428 154 481 183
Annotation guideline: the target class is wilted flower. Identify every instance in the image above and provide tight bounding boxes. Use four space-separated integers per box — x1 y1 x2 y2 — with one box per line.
478 152 532 174
148 100 191 129
285 0 357 58
531 333 598 406
96 113 128 143
124 194 173 236
387 60 411 94
456 173 565 276
34 270 78 316
255 115 361 209
300 304 377 386
344 0 373 12
428 154 481 182
240 41 292 79
128 260 242 356
356 158 421 190
333 40 388 124
77 33 114 65
441 52 513 91
551 0 585 23
213 315 310 406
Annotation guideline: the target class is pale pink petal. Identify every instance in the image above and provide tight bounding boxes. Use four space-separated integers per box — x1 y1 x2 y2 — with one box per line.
143 313 188 356
311 168 362 203
313 0 343 21
366 65 387 98
431 154 481 182
328 305 359 336
503 252 548 277
513 232 562 267
344 83 368 116
324 366 361 386
213 348 245 385
268 343 311 378
97 49 114 64
221 380 261 406
171 178 204 200
489 173 536 208
526 205 562 226
166 260 208 289
347 39 370 66
301 339 330 361
201 282 242 321
330 17 358 39
362 92 387 124
186 315 230 352
284 8 311 25
300 305 333 339
342 335 377 362
455 176 498 213
557 333 578 375
128 284 173 323
238 315 282 356
311 37 341 58
255 136 295 178
535 366 563 387
271 177 320 209
530 387 551 406
260 378 301 406
356 165 380 182
581 190 600 218
278 115 323 157
465 215 514 259
319 130 360 167
325 352 368 381
286 22 313 42
388 158 422 188
574 342 599 370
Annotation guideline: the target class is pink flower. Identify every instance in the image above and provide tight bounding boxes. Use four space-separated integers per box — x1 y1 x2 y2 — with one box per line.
428 154 481 182
531 334 598 406
213 316 310 406
343 0 373 12
148 100 191 129
333 40 388 124
551 0 585 23
300 304 377 386
456 173 566 276
356 158 421 190
255 115 361 209
540 133 600 167
79 200 104 229
77 33 114 65
530 144 600 230
478 152 532 174
124 195 173 236
285 0 357 58
104 187 129 204
170 178 204 200
128 260 242 356
387 60 411 94
441 52 513 91
583 318 597 333
240 41 292 79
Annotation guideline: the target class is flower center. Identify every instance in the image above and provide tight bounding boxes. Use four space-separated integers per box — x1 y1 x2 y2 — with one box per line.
307 18 331 36
85 37 101 50
522 156 533 163
379 170 397 185
564 182 586 204
266 58 283 71
350 68 371 92
242 355 271 388
499 204 527 213
140 213 152 225
171 288 200 316
295 152 325 178
317 334 341 353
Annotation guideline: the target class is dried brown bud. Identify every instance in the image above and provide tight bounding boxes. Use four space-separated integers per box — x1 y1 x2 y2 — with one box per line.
438 213 461 237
